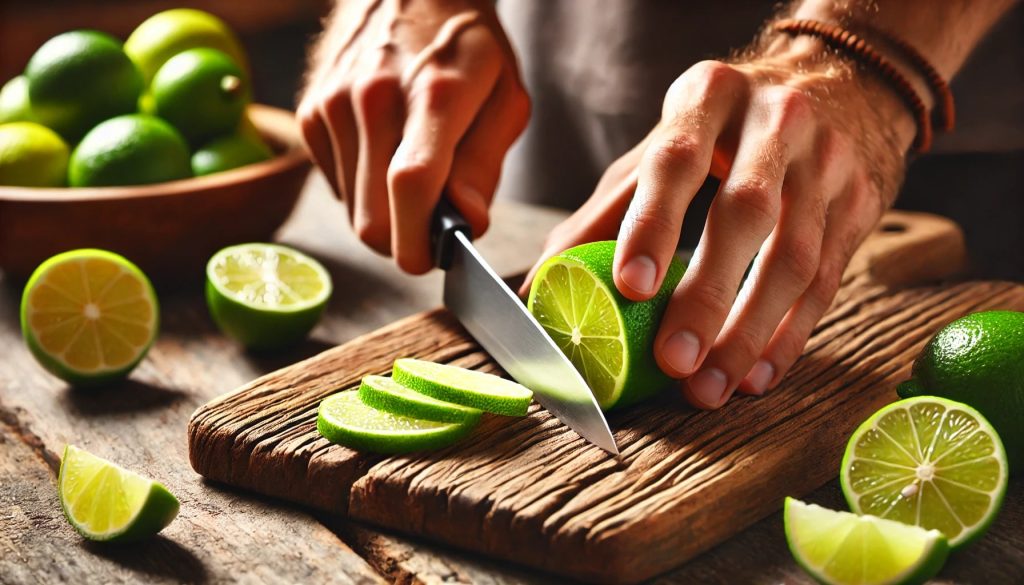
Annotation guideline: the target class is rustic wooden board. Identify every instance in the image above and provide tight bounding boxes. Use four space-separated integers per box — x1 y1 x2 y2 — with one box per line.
188 211 1024 584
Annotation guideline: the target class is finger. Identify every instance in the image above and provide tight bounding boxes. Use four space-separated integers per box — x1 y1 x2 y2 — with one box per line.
351 73 404 255
297 99 341 199
614 61 746 302
319 91 360 219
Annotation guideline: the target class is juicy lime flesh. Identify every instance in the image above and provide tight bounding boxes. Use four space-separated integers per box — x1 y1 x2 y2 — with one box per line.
844 398 1007 546
529 261 626 407
786 498 947 585
25 254 156 373
61 446 151 537
209 244 329 310
322 390 453 434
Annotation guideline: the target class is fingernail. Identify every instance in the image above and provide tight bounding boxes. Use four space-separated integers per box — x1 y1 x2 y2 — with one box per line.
620 255 657 295
688 368 729 408
663 331 701 374
743 360 775 395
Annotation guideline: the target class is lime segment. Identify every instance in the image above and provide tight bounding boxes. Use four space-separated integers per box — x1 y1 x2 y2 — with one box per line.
392 358 533 416
317 390 475 454
785 498 949 585
359 375 482 424
59 445 179 542
841 396 1008 548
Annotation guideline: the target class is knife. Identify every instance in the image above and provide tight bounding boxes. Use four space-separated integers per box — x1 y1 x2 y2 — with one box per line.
432 199 619 455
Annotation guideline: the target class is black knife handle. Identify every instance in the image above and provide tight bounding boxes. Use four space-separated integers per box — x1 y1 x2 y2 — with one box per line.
431 197 472 270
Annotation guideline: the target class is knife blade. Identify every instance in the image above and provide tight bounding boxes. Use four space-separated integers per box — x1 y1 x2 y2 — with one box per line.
433 200 618 455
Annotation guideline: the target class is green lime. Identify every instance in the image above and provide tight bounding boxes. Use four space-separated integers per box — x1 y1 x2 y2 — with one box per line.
392 358 533 416
897 310 1024 471
25 30 142 142
317 390 476 454
205 243 332 350
20 249 159 387
359 375 483 424
0 122 69 187
125 8 248 85
841 396 1008 548
192 131 272 176
69 114 191 187
59 445 178 542
0 76 36 123
152 48 249 145
527 241 685 410
784 498 949 585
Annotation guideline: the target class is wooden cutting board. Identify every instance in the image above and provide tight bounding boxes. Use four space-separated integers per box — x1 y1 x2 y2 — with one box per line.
188 211 1024 584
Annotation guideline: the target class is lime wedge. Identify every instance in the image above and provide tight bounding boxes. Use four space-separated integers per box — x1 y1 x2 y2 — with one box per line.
359 375 482 424
205 243 332 350
59 445 179 542
392 358 533 416
785 498 949 585
841 396 1008 548
317 390 476 454
20 249 159 386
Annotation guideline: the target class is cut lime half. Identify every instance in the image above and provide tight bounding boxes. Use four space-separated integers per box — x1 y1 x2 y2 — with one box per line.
392 358 533 416
841 396 1008 548
317 390 476 454
359 375 482 424
785 498 949 585
59 445 179 542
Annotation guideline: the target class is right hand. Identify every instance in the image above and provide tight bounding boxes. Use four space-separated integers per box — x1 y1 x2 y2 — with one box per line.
298 0 530 274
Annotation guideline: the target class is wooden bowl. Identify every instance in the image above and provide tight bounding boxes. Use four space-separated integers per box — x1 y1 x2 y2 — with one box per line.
0 104 312 284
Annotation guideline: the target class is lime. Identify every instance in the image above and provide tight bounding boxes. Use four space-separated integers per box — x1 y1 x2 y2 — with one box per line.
359 375 483 424
841 396 1008 548
897 310 1024 471
392 358 533 416
59 445 178 542
205 243 332 350
152 48 249 145
527 241 685 410
0 122 69 187
0 76 36 123
25 30 142 141
20 249 159 386
784 498 949 585
192 131 272 176
125 8 248 85
317 390 476 454
69 114 191 187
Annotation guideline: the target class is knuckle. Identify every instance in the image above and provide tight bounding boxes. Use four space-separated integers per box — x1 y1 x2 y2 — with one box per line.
728 325 766 362
723 178 780 228
420 71 469 108
351 73 400 113
627 209 678 236
685 277 735 317
765 86 813 129
777 328 811 364
778 237 821 285
646 134 703 170
388 160 437 195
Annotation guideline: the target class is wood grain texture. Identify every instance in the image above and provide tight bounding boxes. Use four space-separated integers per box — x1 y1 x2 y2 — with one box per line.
188 211 1023 583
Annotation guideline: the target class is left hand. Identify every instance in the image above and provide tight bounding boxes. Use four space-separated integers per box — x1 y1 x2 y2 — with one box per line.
521 35 916 409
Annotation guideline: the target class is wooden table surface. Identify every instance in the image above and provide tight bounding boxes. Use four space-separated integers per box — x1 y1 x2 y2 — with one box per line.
2 174 1021 585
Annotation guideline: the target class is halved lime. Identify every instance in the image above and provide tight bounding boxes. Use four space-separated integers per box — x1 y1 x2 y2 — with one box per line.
206 243 332 350
317 390 476 454
20 249 159 386
527 241 685 410
841 396 1008 548
59 445 179 542
785 498 949 585
392 358 533 416
359 375 482 424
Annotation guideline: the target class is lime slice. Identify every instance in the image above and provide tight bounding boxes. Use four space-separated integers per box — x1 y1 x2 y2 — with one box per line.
392 358 533 416
317 390 476 454
527 241 685 410
359 375 482 424
20 249 159 386
841 396 1008 548
785 498 949 585
205 243 332 350
59 445 179 542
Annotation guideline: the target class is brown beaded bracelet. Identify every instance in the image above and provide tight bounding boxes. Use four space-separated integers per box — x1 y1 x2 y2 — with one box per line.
772 18 941 153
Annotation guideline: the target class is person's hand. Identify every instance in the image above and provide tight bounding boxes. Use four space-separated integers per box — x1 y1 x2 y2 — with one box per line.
522 35 917 409
298 0 529 274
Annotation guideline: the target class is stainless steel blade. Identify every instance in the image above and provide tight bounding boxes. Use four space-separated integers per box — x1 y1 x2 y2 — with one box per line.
443 231 618 455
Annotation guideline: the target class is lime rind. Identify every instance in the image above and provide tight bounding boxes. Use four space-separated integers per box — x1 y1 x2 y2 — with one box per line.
392 358 533 417
358 375 482 424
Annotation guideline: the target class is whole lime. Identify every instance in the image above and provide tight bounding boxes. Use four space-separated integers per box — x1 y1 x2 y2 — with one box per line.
0 76 36 123
0 122 69 187
124 8 248 84
25 31 142 141
152 48 249 145
192 131 272 176
69 114 191 187
898 310 1024 472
